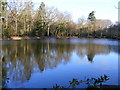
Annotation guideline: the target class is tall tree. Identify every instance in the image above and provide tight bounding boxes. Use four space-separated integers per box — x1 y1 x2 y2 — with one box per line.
23 2 34 35
45 7 58 36
33 2 47 36
39 2 47 36
0 1 8 37
88 11 96 21
87 11 96 37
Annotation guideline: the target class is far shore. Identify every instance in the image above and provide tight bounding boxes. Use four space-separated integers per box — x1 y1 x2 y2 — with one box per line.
1 36 119 40
1 36 80 40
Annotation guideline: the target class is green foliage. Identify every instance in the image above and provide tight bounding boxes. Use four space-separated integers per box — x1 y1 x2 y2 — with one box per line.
69 78 82 88
0 1 7 18
0 1 7 11
2 28 12 38
32 2 47 36
20 29 25 35
53 84 66 88
53 75 109 89
85 75 109 87
88 11 96 21
33 21 46 36
1 1 119 40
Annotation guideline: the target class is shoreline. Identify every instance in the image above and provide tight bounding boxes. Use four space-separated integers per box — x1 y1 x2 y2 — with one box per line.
1 36 119 41
1 36 41 40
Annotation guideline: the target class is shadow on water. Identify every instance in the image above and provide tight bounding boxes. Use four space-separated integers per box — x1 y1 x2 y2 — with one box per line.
1 38 119 88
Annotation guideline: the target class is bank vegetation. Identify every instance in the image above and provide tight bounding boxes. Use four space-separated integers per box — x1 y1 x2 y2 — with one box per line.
0 1 120 39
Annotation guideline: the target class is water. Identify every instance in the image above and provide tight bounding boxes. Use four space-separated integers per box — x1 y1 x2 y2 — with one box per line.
1 38 120 88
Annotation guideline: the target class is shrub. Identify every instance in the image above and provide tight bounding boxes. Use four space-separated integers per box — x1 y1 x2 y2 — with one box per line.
2 28 12 38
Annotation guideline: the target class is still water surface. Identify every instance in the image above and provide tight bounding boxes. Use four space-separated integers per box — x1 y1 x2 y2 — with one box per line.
1 38 119 88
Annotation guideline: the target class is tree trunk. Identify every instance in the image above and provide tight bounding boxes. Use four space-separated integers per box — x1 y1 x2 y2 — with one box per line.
15 19 18 36
47 24 50 36
5 16 8 29
0 17 2 38
24 19 26 35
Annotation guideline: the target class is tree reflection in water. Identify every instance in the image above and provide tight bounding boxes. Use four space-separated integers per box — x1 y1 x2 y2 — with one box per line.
2 39 119 88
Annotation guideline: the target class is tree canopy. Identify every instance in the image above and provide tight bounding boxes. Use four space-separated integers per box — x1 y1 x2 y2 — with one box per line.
1 1 118 39
88 11 96 21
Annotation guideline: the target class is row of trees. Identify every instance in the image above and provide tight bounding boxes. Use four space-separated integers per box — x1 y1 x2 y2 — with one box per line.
1 1 118 39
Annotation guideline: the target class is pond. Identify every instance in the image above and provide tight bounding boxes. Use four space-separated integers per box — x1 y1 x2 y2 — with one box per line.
1 38 120 88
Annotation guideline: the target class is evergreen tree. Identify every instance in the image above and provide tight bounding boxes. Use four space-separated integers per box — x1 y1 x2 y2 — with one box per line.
88 11 96 21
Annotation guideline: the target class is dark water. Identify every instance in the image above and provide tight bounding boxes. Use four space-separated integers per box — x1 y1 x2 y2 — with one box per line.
1 38 120 88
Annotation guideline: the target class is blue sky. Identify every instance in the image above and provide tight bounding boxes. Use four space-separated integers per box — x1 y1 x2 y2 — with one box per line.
9 0 119 23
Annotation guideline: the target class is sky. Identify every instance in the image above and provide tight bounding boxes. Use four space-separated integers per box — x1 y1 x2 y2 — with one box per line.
8 0 119 23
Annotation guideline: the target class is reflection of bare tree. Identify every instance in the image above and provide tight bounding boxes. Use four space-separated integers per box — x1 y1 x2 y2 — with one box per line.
2 57 8 88
2 39 119 87
32 39 73 71
2 41 36 87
